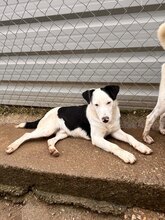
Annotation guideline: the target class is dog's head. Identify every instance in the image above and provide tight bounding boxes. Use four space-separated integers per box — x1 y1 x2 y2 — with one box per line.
82 85 119 123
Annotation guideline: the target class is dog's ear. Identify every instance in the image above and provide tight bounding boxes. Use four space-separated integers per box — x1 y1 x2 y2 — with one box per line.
82 89 94 103
102 85 120 100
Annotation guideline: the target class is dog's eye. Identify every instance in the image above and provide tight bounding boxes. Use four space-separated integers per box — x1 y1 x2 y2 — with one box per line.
95 104 99 107
107 101 111 105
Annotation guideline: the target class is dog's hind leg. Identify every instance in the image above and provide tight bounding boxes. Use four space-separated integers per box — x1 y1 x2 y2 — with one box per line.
112 129 152 154
143 64 165 144
159 112 165 134
47 130 68 157
6 126 57 154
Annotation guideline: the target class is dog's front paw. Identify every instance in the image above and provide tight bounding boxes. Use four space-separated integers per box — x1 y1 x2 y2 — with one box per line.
136 143 153 155
119 151 136 164
6 144 17 154
143 134 154 144
48 146 60 157
159 128 165 135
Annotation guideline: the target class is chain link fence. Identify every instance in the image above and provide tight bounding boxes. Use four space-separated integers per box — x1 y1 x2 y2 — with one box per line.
0 0 165 109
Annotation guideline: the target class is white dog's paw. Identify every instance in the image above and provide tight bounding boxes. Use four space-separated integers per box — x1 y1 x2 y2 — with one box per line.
159 128 165 135
48 140 60 157
6 144 17 154
48 146 60 157
136 143 153 155
119 151 136 164
143 134 154 144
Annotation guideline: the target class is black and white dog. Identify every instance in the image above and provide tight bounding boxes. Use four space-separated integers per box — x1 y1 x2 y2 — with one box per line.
143 23 165 144
6 85 152 164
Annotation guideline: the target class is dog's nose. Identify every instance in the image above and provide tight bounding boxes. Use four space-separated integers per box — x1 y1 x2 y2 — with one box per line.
102 116 109 123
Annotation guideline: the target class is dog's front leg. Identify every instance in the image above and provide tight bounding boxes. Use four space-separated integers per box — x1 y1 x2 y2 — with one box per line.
143 105 164 144
159 112 165 135
91 135 136 164
112 129 152 154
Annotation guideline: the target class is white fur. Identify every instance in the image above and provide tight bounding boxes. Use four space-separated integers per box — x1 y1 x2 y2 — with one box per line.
143 23 165 143
6 88 152 164
157 22 165 50
15 122 26 128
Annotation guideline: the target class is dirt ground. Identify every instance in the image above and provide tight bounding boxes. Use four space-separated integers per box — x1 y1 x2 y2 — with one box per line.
0 193 119 220
0 193 165 220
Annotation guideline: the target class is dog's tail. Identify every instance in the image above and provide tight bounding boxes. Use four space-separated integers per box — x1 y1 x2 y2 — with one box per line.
16 119 41 129
157 23 165 50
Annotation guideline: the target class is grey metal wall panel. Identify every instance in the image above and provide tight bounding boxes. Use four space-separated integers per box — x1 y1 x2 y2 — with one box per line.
0 0 163 21
0 51 164 83
0 82 159 109
0 10 164 53
0 1 165 109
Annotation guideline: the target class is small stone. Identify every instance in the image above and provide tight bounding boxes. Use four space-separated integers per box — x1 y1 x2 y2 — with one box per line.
131 214 137 220
137 214 142 220
22 200 26 205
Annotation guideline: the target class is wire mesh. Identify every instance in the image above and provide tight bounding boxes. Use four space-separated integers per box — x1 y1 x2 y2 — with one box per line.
0 0 165 109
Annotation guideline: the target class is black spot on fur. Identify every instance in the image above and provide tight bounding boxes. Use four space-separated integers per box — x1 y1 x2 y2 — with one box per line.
25 119 41 129
58 105 91 137
101 85 119 100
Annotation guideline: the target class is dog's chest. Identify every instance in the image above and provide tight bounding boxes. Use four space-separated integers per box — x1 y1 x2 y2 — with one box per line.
100 121 120 136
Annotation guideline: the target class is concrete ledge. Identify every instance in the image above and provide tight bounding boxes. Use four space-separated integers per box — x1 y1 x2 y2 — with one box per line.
34 189 126 215
0 124 165 214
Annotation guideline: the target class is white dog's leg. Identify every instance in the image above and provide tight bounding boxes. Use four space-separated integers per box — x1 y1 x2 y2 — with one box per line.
143 64 165 144
91 136 136 164
143 106 163 144
159 112 165 135
6 127 57 154
47 130 68 156
112 129 152 154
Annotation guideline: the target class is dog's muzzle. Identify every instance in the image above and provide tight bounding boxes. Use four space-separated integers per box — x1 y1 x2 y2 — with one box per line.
102 116 109 123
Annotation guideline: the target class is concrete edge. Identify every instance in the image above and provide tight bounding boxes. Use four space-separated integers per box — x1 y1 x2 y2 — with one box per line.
33 188 126 215
0 164 165 214
0 183 26 204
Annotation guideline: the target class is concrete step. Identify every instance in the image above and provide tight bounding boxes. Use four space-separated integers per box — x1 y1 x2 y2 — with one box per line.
0 123 164 216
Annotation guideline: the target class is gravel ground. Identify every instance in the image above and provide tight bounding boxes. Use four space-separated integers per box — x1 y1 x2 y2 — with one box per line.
0 194 120 220
0 194 165 220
